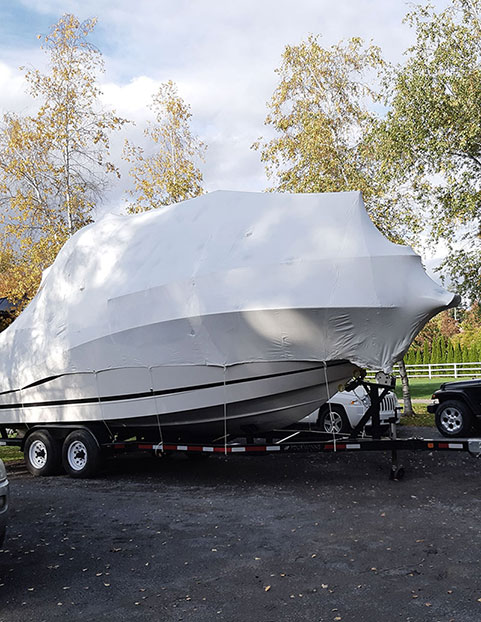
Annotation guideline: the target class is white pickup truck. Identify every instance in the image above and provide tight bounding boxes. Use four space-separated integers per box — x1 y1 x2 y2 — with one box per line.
302 385 400 433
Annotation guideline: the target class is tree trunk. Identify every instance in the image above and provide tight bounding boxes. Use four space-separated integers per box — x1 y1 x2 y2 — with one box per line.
397 359 414 416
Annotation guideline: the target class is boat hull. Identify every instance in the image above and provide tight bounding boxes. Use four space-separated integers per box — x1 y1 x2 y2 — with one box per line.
0 360 357 441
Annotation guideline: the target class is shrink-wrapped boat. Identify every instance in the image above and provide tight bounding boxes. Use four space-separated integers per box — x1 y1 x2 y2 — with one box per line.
0 191 457 441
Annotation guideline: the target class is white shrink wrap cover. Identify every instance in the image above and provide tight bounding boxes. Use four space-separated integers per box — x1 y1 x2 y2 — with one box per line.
0 190 457 394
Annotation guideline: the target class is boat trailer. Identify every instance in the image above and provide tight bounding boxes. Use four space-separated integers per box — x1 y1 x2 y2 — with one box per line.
1 377 480 479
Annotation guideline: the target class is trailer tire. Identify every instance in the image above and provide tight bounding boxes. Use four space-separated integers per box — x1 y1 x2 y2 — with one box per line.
24 430 62 477
62 430 102 478
317 405 351 434
435 400 473 437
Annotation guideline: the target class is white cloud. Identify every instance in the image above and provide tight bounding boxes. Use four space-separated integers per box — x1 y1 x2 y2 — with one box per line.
0 62 31 116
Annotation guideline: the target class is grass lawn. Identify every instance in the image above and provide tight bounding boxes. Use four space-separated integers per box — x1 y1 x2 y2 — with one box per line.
0 445 22 463
395 377 461 401
399 404 434 427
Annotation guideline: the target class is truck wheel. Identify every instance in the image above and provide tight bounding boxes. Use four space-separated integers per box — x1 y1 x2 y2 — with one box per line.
24 430 62 477
62 430 102 478
435 400 473 437
318 406 351 434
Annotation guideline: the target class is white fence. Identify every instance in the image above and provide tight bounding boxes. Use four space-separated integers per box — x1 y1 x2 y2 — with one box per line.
404 362 481 379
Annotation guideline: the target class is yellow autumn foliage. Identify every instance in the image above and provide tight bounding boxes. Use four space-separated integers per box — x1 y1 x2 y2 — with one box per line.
0 14 127 311
124 81 206 213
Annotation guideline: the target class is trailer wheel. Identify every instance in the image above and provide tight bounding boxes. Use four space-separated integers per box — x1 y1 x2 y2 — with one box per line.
318 406 351 434
62 430 102 478
24 430 62 477
435 400 473 437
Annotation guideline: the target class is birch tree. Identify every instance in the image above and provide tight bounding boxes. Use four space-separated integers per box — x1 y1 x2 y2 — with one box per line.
253 35 420 243
124 80 206 213
0 14 126 304
377 0 481 300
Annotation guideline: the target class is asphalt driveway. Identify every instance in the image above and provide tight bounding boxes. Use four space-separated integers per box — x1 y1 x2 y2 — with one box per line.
1 427 481 622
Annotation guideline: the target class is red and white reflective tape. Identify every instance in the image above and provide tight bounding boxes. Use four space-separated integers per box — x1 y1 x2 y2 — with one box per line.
437 442 464 450
111 439 469 454
128 442 282 453
325 444 361 451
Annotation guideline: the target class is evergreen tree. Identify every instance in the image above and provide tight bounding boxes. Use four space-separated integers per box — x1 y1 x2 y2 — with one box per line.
454 343 463 364
415 348 423 365
447 341 455 364
439 335 447 363
422 341 430 365
472 343 479 363
406 347 415 366
469 344 478 363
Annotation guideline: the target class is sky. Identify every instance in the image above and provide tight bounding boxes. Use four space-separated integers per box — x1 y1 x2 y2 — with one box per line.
0 0 451 234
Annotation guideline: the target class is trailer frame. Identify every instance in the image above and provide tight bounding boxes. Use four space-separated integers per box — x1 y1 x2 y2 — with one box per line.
1 377 480 479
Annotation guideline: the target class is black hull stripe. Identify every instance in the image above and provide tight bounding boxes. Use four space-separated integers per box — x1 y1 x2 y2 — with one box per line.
0 363 346 410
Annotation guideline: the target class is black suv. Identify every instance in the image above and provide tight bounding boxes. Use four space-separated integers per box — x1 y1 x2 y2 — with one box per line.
428 379 481 437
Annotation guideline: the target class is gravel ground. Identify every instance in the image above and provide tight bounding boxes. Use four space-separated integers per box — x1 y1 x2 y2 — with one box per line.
1 426 481 622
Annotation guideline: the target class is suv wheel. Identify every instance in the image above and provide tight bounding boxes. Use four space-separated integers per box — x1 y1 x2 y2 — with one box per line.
318 406 351 434
435 400 473 437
